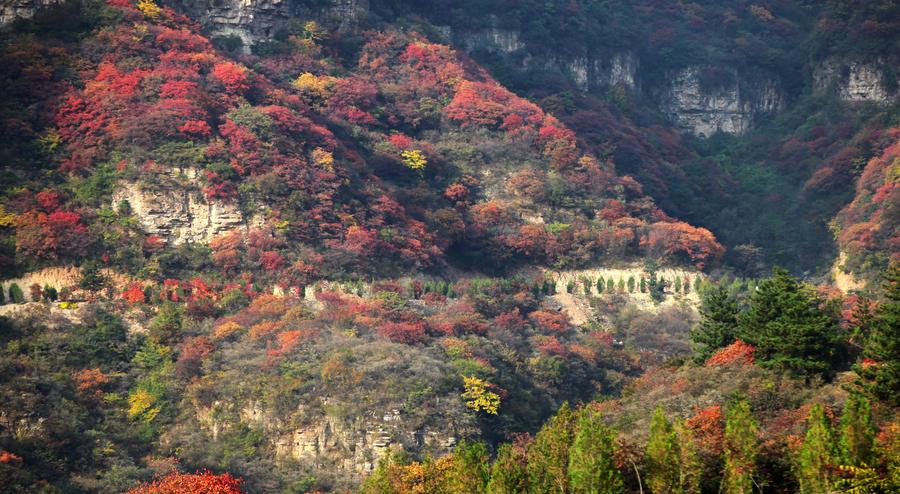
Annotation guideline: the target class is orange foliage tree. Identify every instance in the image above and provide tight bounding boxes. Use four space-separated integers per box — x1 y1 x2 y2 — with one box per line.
125 471 243 494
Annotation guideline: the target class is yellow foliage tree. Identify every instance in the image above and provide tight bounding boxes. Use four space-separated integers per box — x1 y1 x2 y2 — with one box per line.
401 149 427 172
312 147 335 171
137 0 163 19
292 72 333 102
462 376 500 415
128 388 161 423
0 205 16 228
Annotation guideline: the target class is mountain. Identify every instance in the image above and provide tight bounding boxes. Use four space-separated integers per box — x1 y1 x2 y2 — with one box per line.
0 1 897 493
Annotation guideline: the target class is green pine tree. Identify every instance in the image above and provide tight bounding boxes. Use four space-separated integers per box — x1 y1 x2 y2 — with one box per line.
448 440 490 494
646 407 680 494
723 400 757 494
487 443 528 494
527 402 575 494
640 277 647 293
675 421 702 494
857 263 900 406
9 283 24 304
597 277 605 294
840 392 875 466
568 408 624 494
737 268 845 378
795 404 837 494
674 276 682 293
627 276 636 293
691 284 739 363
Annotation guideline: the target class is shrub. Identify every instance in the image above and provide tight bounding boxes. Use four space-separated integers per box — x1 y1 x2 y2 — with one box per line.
9 283 24 304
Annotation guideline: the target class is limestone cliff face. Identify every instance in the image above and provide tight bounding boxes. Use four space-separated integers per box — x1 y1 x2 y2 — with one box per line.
0 0 61 24
195 398 469 482
112 168 247 245
814 59 897 103
560 53 639 92
165 0 368 50
661 67 783 137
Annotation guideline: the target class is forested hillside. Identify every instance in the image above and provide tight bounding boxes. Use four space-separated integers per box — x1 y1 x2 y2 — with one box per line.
0 0 897 493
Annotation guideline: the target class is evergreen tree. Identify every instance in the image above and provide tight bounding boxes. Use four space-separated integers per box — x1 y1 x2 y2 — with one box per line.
857 263 900 405
448 440 490 494
597 277 605 294
737 268 845 378
646 407 680 494
675 421 702 494
617 279 625 293
795 404 837 494
839 392 875 466
78 261 109 297
627 276 635 293
674 276 682 293
691 284 739 363
568 409 624 494
43 284 57 301
9 283 24 304
527 402 575 494
487 443 527 494
723 401 757 494
607 279 615 293
683 276 691 294
694 276 702 293
640 277 647 293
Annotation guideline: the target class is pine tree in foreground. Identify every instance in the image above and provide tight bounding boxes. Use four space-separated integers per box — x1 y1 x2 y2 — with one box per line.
568 408 624 494
486 443 527 494
723 400 757 494
839 392 875 467
857 263 900 405
527 403 575 494
646 407 680 494
795 404 837 494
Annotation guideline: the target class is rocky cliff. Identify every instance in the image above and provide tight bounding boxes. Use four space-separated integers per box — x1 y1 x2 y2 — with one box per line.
112 168 249 245
165 0 369 50
661 67 783 137
814 58 898 103
192 396 472 484
0 0 61 24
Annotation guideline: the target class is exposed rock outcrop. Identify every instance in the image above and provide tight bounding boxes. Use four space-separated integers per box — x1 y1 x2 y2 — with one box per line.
0 0 62 25
112 168 247 245
662 67 783 137
456 27 525 55
561 53 639 92
166 0 369 51
814 59 897 103
195 398 468 481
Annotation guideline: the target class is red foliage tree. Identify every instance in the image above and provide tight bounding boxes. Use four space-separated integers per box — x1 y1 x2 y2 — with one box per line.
121 283 147 304
124 470 244 494
705 339 756 367
73 368 110 400
15 210 90 260
377 321 427 344
210 62 250 94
